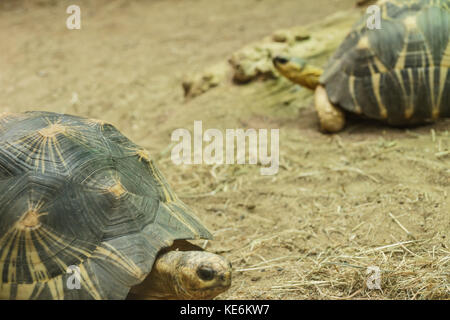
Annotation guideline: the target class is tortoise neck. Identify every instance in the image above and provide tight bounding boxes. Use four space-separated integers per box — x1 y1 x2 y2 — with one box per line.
293 64 323 90
127 252 181 300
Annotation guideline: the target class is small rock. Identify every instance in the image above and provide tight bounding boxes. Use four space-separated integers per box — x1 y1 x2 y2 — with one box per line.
229 43 285 83
272 30 290 43
182 62 229 98
272 27 310 43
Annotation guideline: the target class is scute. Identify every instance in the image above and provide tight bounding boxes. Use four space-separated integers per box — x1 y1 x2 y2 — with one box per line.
0 111 212 299
320 0 450 124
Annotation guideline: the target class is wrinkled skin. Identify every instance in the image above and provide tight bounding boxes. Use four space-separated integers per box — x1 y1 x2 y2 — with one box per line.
128 241 232 300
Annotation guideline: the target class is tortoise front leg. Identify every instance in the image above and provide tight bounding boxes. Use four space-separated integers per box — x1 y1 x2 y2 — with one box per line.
314 85 346 133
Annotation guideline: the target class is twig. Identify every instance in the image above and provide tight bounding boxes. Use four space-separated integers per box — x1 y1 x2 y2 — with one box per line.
435 150 450 158
362 240 420 254
236 264 286 272
388 212 415 239
390 235 421 258
329 166 379 183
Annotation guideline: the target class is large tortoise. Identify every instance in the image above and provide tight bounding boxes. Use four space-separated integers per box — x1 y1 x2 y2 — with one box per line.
0 111 231 300
273 0 450 132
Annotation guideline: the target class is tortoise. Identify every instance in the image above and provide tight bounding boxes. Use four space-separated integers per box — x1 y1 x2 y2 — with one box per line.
273 0 450 132
0 111 231 300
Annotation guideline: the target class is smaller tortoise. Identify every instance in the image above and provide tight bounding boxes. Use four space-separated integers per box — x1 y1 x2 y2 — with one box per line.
0 111 231 300
274 0 450 132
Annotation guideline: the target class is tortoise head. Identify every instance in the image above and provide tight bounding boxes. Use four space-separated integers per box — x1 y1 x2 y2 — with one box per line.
129 250 232 300
273 55 323 90
171 251 232 299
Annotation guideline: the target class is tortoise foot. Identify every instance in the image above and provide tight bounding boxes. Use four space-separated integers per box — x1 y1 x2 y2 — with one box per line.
314 85 345 133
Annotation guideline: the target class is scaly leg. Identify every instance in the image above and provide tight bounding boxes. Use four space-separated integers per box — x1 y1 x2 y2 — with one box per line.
314 85 346 133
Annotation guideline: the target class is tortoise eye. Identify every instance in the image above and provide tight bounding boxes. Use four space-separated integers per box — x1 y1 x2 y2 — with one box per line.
273 56 289 65
197 266 216 281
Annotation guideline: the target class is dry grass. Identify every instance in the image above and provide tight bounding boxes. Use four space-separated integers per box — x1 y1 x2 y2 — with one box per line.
160 126 449 299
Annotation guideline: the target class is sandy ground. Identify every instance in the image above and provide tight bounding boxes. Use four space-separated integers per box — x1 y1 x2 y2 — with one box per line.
0 0 449 299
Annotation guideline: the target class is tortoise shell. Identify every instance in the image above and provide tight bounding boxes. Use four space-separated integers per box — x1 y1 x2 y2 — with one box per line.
0 111 211 299
320 0 450 125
